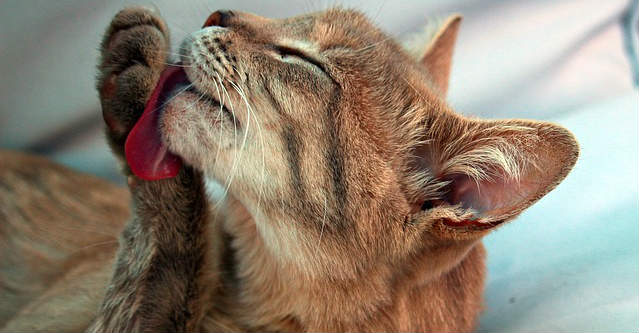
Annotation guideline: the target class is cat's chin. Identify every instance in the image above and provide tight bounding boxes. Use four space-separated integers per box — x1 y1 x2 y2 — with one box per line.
159 87 234 174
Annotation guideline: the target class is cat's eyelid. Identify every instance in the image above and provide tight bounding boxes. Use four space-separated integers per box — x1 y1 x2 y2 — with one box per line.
274 44 327 73
276 39 318 55
276 45 313 61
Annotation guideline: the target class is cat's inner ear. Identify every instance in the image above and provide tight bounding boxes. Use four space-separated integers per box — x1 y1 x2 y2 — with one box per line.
402 15 462 95
411 115 578 233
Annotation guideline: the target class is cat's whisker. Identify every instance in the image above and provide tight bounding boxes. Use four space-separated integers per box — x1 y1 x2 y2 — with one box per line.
230 66 267 211
369 0 389 27
213 75 237 208
167 18 195 36
178 83 207 115
195 52 228 128
213 73 244 211
401 77 437 110
219 80 251 205
193 72 230 188
158 50 195 60
315 196 328 259
96 47 195 72
96 47 192 61
208 75 232 219
301 0 320 13
155 83 195 112
354 36 394 53
229 80 267 214
201 0 217 15
66 240 120 257
210 76 227 168
156 62 195 68
187 73 231 221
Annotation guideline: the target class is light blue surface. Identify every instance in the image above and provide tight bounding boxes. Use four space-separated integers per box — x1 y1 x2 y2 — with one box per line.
480 92 639 331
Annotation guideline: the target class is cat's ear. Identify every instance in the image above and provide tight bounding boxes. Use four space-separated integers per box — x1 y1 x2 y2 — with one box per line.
408 114 578 239
402 15 462 95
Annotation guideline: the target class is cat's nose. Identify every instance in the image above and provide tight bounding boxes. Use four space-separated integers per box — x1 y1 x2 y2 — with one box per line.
203 10 234 28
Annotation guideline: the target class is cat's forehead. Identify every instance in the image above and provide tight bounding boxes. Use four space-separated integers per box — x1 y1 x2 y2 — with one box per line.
279 8 386 50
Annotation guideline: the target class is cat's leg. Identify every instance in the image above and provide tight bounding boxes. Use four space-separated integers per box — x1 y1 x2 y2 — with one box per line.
88 168 212 333
88 8 215 332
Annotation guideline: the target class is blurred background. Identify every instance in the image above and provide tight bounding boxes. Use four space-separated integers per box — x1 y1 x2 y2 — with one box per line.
1 0 637 331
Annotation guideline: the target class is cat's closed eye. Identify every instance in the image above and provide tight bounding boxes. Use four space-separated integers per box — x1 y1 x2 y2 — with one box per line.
274 45 326 73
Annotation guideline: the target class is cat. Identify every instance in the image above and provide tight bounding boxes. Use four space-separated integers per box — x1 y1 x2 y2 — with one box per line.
0 6 578 332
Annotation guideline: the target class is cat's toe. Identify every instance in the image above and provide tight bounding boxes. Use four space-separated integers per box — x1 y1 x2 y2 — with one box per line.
100 7 169 76
97 7 170 158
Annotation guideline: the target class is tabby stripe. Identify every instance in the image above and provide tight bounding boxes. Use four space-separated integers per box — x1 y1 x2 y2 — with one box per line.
282 123 307 202
265 82 312 206
324 90 348 230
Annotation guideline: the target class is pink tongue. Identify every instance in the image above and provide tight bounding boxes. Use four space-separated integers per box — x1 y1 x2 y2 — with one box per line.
125 66 185 180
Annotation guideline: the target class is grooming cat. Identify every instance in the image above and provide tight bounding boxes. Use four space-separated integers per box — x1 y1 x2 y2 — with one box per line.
0 6 578 332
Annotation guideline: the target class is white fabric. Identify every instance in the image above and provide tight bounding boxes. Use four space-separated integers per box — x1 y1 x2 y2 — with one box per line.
0 0 636 331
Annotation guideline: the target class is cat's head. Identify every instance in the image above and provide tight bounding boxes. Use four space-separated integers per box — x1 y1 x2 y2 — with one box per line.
160 8 578 278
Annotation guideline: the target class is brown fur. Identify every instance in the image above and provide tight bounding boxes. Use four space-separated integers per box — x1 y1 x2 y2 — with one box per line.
0 6 578 332
0 150 126 331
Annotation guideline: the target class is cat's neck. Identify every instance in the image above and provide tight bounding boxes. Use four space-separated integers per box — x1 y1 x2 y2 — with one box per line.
211 195 396 330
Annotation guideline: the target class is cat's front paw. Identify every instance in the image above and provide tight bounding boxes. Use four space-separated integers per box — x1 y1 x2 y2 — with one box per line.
97 7 170 161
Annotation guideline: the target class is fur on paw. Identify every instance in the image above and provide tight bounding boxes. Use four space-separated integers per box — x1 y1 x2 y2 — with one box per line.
97 7 170 158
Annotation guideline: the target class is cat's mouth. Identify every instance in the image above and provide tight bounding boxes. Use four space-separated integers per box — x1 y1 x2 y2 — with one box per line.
125 66 235 181
124 66 189 181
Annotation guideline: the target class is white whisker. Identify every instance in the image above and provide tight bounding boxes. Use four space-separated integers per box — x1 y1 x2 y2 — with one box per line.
211 76 227 167
157 62 195 68
158 50 194 60
155 83 194 112
229 80 267 214
66 240 120 256
315 196 328 257
212 73 244 212
354 36 393 53
217 79 250 209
